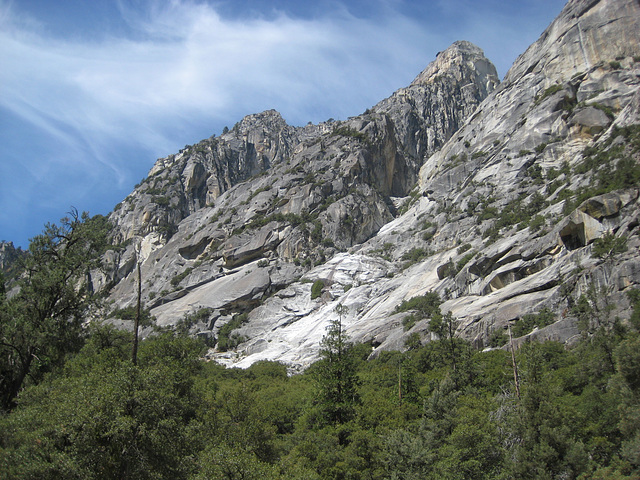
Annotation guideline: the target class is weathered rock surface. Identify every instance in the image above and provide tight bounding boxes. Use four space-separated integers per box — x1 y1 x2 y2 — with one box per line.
97 0 640 371
0 241 22 274
101 40 498 315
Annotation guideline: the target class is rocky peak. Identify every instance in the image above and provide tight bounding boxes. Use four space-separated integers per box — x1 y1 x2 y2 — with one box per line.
99 40 499 331
0 241 25 283
370 41 499 191
411 40 499 97
204 0 640 369
231 109 288 134
0 241 17 271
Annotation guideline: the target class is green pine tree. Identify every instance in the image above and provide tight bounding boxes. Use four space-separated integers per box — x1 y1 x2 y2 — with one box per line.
314 304 360 427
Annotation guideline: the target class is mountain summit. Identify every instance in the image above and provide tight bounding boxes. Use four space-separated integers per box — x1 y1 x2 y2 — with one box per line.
412 40 498 96
98 0 640 370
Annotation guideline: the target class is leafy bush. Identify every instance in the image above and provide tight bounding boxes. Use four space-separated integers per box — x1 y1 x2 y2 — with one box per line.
529 214 546 232
331 126 370 145
404 332 422 350
534 84 563 104
439 259 457 279
527 164 543 183
456 251 476 272
512 307 555 337
171 267 194 287
152 195 170 206
573 126 640 201
457 243 472 254
311 280 325 300
217 313 249 351
592 233 627 260
534 143 547 154
109 306 155 326
395 291 441 319
488 329 508 347
401 247 432 265
175 307 214 334
402 313 418 331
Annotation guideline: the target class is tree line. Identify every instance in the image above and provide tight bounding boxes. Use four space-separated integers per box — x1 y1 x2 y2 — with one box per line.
1 211 639 479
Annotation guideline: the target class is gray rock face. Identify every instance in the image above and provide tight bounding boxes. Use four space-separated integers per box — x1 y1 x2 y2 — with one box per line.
0 242 21 273
101 40 498 314
109 110 298 244
504 0 640 86
98 0 640 371
373 40 499 194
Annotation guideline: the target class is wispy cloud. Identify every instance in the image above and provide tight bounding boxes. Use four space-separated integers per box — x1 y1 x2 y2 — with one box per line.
1 0 436 160
0 0 565 246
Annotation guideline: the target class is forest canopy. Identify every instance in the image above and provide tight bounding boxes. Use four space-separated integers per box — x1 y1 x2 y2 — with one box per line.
1 212 640 479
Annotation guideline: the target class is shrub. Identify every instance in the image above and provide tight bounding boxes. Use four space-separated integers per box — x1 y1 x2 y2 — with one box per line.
457 243 472 254
110 306 155 326
217 313 249 351
175 307 214 334
512 307 555 337
402 314 418 331
331 126 370 145
488 329 508 348
402 247 432 265
592 233 627 260
456 251 476 272
439 259 457 279
171 267 193 287
395 291 441 319
527 164 544 183
152 196 170 206
404 332 422 350
529 215 546 232
311 280 324 300
535 84 563 104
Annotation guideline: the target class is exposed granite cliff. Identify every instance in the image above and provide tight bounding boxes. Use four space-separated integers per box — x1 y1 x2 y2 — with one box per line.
100 41 498 315
99 0 640 370
0 241 25 283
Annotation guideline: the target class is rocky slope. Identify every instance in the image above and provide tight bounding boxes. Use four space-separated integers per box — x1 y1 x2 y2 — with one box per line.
99 41 498 317
0 241 25 284
98 0 640 370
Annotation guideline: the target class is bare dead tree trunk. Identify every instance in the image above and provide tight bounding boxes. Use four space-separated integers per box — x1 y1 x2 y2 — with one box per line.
132 259 141 366
508 324 521 400
398 362 402 404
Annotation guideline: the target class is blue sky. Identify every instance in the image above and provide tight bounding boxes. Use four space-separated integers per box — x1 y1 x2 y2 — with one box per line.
0 0 567 248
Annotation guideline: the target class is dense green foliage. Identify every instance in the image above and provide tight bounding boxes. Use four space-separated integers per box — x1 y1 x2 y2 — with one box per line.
1 291 639 479
313 306 360 427
331 126 371 145
311 280 325 300
216 313 249 351
2 211 640 479
512 307 556 337
0 210 110 410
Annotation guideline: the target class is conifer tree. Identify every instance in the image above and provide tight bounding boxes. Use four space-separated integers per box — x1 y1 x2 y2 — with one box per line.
0 209 110 410
315 304 360 426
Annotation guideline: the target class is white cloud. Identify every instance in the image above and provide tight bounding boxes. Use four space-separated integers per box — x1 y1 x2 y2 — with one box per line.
1 0 437 148
0 0 565 245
